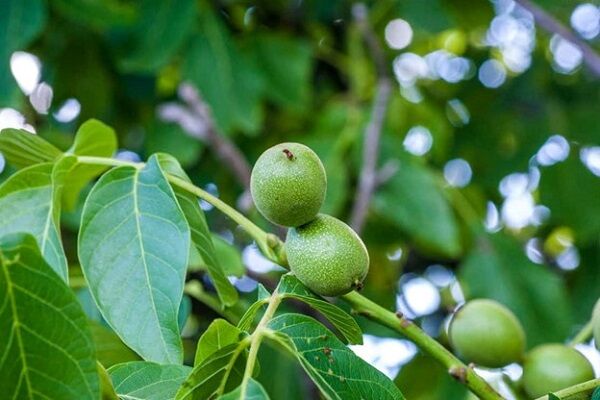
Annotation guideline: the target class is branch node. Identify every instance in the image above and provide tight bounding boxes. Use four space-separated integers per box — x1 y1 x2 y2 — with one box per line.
449 366 468 383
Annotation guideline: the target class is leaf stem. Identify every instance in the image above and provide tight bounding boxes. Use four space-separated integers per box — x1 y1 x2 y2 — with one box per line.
534 377 600 400
240 289 282 395
568 320 594 346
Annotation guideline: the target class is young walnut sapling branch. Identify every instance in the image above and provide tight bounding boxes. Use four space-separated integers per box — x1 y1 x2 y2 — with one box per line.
76 154 505 400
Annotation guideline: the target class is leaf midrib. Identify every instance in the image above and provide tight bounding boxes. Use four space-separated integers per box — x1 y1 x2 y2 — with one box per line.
132 168 172 363
0 255 34 398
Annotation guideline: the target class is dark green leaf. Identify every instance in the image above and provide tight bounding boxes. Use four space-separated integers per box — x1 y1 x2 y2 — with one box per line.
176 343 248 399
0 162 69 280
374 156 461 258
220 378 270 400
195 319 243 366
0 0 46 105
90 321 140 368
267 313 404 400
459 232 572 346
0 233 99 399
157 153 238 307
51 0 136 30
0 129 62 169
108 361 192 400
250 34 312 109
539 155 600 245
79 155 190 364
278 274 363 344
183 1 264 134
98 362 119 400
117 0 197 72
145 121 203 168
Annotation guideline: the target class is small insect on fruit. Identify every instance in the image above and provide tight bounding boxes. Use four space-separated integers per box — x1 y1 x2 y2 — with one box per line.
250 142 327 227
522 344 594 398
285 214 369 297
448 299 525 368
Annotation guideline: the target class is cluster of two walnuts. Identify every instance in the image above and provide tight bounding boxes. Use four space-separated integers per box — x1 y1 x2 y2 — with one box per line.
250 143 369 297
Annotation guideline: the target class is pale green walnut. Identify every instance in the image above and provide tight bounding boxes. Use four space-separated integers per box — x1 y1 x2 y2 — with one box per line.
523 344 594 398
250 142 326 227
285 214 369 296
449 299 525 368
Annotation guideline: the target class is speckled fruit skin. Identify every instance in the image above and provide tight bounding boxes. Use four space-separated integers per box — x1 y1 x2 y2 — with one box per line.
285 214 369 297
523 344 594 398
593 298 600 350
448 299 525 368
250 142 326 227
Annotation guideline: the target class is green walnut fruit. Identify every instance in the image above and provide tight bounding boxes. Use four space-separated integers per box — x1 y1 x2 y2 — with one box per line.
592 298 600 350
250 142 326 227
448 299 525 368
523 344 594 398
285 214 369 296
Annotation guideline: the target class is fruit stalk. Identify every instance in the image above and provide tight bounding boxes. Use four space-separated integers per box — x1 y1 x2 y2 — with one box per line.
77 155 505 400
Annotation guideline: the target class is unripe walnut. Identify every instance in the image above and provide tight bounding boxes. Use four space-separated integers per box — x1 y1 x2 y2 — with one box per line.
448 299 525 368
285 214 369 297
250 142 326 227
522 344 594 398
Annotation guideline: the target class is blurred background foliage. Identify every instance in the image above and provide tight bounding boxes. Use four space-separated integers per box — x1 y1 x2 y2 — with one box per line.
1 0 599 398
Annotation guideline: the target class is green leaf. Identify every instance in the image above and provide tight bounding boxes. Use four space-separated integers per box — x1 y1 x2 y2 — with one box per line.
117 0 197 72
178 294 192 331
195 319 243 366
0 0 47 105
98 362 119 400
0 233 99 399
250 34 312 109
0 129 62 169
61 119 118 210
539 155 600 245
203 234 245 277
0 162 69 280
176 343 248 400
237 285 270 332
51 0 136 30
221 378 270 400
278 274 363 344
183 1 264 134
374 156 461 258
157 153 238 307
108 361 192 400
79 155 190 364
267 313 405 400
90 321 140 368
459 232 572 346
145 121 203 169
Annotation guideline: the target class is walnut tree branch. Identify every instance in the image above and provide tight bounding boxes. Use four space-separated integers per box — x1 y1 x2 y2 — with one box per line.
158 83 254 210
349 3 393 234
514 0 600 77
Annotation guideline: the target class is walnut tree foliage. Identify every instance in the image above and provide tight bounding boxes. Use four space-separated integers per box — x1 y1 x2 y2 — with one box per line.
0 0 599 399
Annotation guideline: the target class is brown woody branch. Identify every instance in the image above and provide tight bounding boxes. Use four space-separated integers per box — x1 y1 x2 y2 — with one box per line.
514 0 600 77
349 3 393 234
